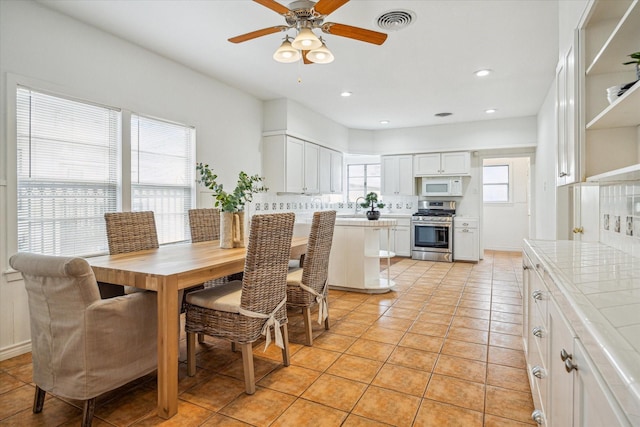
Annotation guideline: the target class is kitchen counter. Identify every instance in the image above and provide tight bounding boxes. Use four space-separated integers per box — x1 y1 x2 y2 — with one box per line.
524 240 640 424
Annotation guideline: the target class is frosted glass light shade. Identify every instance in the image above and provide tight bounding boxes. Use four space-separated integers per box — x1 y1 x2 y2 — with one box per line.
273 39 301 63
291 28 322 50
307 42 334 64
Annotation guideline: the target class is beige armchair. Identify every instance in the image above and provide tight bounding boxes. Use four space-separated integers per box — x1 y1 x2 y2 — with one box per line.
9 252 158 427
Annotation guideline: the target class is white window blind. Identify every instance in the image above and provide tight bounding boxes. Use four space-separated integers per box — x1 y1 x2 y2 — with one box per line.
16 87 120 256
483 164 510 202
131 114 194 244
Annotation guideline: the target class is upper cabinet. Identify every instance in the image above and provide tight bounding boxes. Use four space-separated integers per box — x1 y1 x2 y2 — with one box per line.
556 30 580 186
319 146 343 194
581 0 640 179
262 134 321 194
414 152 471 176
381 155 414 196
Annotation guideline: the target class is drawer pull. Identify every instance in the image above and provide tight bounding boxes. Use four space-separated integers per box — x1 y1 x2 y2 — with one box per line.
565 358 578 373
532 327 543 338
532 290 543 300
531 409 544 424
532 365 546 379
523 265 529 270
560 349 571 361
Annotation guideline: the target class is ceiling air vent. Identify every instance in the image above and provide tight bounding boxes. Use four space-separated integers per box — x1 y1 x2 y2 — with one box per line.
376 10 416 31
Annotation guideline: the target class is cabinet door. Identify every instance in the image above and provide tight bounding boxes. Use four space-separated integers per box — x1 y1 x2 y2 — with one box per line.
381 156 399 195
414 153 441 175
571 184 599 242
286 137 305 193
547 299 575 427
453 227 477 261
319 147 332 193
441 152 471 175
397 156 414 195
304 142 320 194
394 226 411 256
557 32 579 186
330 150 343 193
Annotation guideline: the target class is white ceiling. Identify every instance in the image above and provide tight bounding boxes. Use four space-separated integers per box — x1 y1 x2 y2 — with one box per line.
36 0 559 130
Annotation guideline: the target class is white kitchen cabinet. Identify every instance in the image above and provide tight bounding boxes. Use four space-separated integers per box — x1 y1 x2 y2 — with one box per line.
556 30 580 186
262 134 320 194
381 155 414 196
453 217 479 261
414 152 471 176
379 216 411 257
581 1 640 179
547 299 575 427
319 146 343 194
570 183 599 241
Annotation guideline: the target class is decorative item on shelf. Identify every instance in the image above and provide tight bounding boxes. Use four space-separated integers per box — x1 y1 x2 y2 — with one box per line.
622 51 640 81
196 163 268 248
360 192 385 221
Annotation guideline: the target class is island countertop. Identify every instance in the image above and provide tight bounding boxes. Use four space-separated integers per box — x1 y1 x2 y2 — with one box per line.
334 217 397 227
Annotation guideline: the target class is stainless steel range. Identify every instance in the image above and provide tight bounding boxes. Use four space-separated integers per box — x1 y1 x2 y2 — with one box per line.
411 200 455 262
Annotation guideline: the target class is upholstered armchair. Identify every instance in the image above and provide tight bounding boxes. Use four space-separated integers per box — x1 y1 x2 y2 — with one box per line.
9 253 158 427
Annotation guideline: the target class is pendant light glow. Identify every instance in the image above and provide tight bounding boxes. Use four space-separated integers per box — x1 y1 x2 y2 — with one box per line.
273 37 301 63
291 27 322 50
307 39 334 64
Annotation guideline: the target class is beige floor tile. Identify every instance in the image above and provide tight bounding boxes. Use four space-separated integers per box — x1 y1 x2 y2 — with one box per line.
346 338 395 361
414 399 483 427
342 311 381 326
456 307 491 320
441 339 488 362
0 396 83 426
484 413 536 426
329 320 370 337
408 321 450 338
451 316 490 331
0 384 36 420
485 385 536 424
257 365 321 396
490 320 523 336
491 311 523 324
341 413 393 426
134 399 214 426
489 331 524 351
218 388 296 427
387 347 438 372
372 316 413 332
311 332 357 353
382 307 420 320
425 374 486 412
352 386 421 427
326 354 383 383
353 303 389 316
371 363 431 396
447 326 489 345
290 346 341 372
433 354 487 384
201 413 253 426
0 372 25 395
271 398 347 427
488 346 526 369
416 311 453 325
398 333 444 353
301 373 367 412
361 325 406 345
486 363 531 394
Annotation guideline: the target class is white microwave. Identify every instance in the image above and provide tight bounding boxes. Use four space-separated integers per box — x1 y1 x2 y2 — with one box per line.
421 177 463 197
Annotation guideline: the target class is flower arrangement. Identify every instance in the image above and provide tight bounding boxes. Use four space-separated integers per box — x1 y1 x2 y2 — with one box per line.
196 162 267 212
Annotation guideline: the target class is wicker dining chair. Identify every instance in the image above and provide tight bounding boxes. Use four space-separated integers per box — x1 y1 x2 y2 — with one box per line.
286 210 336 346
184 212 295 394
9 253 157 427
103 211 159 296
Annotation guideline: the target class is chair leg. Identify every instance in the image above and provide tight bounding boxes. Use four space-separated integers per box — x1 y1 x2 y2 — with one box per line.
81 398 96 427
231 342 238 352
240 343 255 394
197 333 205 344
302 306 313 346
281 323 290 366
324 311 330 331
187 332 196 376
33 386 46 413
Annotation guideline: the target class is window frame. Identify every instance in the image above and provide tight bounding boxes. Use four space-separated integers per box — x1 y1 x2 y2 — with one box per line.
347 163 381 202
482 163 511 204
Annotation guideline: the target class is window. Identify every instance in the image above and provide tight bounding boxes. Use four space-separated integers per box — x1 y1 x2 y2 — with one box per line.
16 86 196 257
16 87 119 256
483 164 509 202
131 115 194 244
347 163 380 202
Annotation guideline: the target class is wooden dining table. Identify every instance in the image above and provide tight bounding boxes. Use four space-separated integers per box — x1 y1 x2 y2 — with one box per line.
88 236 308 419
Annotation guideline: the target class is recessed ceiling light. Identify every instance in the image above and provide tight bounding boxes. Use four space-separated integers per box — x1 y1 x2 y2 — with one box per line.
475 69 492 77
434 112 453 117
340 91 352 97
485 108 497 114
380 120 390 124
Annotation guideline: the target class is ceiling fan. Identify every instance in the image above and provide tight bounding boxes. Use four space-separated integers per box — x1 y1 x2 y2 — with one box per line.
228 0 388 64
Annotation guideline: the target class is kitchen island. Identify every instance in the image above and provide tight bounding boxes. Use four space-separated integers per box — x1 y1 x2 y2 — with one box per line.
327 217 397 293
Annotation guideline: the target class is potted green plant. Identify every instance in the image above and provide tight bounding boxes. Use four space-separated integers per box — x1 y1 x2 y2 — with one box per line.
360 192 385 221
196 162 267 248
623 51 640 80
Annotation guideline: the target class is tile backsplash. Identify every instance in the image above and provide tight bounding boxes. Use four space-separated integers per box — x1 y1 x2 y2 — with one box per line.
600 181 640 257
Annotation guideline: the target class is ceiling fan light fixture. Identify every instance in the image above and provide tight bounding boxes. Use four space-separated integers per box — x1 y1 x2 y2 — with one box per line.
307 39 334 64
273 37 301 63
291 27 322 50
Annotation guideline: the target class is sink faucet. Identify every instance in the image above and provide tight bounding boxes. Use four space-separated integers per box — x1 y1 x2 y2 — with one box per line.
311 197 323 209
355 196 365 214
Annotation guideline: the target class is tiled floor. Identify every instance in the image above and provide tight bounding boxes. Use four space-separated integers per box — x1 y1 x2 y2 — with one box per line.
0 250 535 426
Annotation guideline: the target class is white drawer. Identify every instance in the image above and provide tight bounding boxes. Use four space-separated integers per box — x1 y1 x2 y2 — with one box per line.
454 218 478 228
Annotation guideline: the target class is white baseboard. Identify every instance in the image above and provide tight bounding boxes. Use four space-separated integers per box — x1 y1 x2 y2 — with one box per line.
0 341 31 361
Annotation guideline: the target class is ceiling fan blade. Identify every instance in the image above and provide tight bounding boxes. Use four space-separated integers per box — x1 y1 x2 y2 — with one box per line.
302 50 313 65
253 0 291 15
228 26 288 43
322 23 387 45
313 0 349 15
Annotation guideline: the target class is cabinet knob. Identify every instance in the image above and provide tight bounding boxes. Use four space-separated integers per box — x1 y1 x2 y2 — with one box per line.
532 326 544 338
531 410 545 425
565 358 578 373
462 229 469 232
532 365 546 379
559 171 568 177
462 222 469 226
572 227 584 234
560 348 572 361
532 290 543 300
523 265 529 270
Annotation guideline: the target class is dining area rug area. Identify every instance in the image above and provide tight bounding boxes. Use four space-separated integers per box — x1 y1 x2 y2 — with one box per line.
0 250 535 426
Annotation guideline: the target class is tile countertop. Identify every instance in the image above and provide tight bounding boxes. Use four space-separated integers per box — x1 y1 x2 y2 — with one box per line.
524 240 640 423
334 218 398 227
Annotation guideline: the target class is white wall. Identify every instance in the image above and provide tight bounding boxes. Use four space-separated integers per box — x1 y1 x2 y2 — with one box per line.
0 0 265 359
483 157 531 251
534 81 558 240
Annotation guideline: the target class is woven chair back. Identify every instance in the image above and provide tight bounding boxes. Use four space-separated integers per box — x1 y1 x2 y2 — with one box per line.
104 211 159 255
301 210 337 295
240 212 295 318
188 208 221 242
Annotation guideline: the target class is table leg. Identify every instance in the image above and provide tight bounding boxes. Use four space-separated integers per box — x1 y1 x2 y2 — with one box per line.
156 277 179 419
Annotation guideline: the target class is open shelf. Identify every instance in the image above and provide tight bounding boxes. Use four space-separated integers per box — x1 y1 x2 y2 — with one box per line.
587 163 640 182
586 82 640 129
